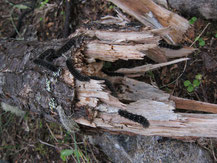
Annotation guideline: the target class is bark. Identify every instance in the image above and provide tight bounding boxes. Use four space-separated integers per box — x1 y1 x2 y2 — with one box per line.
0 39 79 122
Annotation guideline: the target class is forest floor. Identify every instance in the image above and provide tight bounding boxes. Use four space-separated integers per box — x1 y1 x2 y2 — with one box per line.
0 0 216 162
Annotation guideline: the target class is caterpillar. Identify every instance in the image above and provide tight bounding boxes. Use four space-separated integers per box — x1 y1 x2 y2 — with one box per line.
34 36 119 96
158 40 182 50
118 109 150 128
46 36 84 62
66 59 90 82
39 49 55 60
33 58 59 72
60 36 83 53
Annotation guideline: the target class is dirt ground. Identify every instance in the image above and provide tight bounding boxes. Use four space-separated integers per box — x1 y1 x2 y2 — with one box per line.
0 0 216 162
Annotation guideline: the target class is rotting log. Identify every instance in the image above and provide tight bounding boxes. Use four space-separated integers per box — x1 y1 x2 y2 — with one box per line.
0 27 216 138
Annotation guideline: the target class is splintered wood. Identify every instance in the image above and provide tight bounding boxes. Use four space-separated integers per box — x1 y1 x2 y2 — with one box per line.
69 0 215 138
115 58 189 76
86 41 155 62
108 0 190 43
84 29 159 62
82 28 195 63
76 78 217 138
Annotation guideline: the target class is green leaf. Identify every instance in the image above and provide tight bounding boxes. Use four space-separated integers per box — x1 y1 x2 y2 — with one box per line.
215 33 217 38
60 155 66 161
189 17 197 24
40 0 49 7
14 4 29 9
199 38 205 46
187 85 194 92
60 149 74 161
61 11 64 15
109 5 114 9
193 79 200 87
73 149 81 160
195 36 200 41
195 74 202 80
184 80 191 87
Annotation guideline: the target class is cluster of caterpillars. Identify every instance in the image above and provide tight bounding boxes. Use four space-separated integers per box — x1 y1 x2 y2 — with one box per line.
33 36 150 128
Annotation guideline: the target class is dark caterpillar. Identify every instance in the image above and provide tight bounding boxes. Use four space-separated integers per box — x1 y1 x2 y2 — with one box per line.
89 76 118 97
34 36 119 96
118 109 150 128
46 36 84 62
66 60 118 96
66 59 91 82
33 58 59 72
39 49 56 60
158 40 182 50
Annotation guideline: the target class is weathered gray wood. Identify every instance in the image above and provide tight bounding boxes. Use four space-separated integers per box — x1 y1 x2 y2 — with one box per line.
76 78 217 138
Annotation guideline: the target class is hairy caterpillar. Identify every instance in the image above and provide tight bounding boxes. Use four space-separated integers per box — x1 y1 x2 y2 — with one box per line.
33 58 59 72
66 59 90 82
39 49 55 60
118 109 150 128
159 40 182 50
47 36 84 62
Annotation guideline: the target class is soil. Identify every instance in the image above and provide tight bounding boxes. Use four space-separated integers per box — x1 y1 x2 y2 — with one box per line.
0 0 216 162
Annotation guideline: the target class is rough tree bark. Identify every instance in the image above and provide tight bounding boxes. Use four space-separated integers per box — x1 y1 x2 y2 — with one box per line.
0 39 80 123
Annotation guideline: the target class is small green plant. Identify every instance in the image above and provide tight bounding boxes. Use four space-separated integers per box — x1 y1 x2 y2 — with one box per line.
195 37 205 46
60 149 74 161
40 0 49 8
35 143 48 156
189 17 207 47
109 5 115 9
215 33 217 38
59 133 85 162
184 74 202 93
198 38 205 46
13 4 29 9
147 71 154 79
60 11 65 15
189 16 197 25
